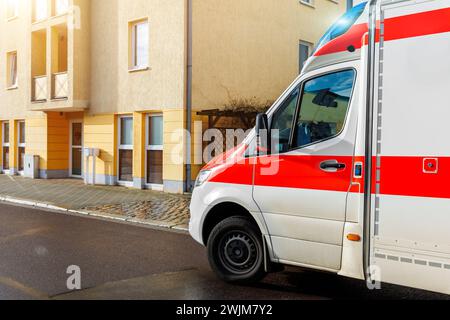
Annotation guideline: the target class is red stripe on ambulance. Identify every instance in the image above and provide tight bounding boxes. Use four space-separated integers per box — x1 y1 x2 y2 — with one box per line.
209 155 450 199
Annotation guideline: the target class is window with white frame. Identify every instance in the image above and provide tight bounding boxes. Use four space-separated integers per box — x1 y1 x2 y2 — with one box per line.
18 121 25 173
118 116 133 183
129 19 149 70
7 0 19 19
2 122 10 172
146 115 163 186
299 41 313 73
34 0 48 21
7 51 18 88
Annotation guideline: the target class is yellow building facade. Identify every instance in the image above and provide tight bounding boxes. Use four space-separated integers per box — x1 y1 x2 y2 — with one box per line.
0 0 345 193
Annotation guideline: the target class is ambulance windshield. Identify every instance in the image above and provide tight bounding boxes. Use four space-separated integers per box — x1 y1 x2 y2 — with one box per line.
314 2 367 54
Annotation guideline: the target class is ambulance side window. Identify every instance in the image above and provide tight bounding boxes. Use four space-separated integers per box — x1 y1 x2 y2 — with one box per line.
270 87 300 154
291 69 355 149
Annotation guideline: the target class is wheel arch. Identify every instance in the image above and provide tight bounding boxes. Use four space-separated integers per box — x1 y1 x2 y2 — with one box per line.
202 201 264 245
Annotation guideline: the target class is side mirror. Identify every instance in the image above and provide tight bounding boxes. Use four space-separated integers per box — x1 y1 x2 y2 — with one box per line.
255 113 270 155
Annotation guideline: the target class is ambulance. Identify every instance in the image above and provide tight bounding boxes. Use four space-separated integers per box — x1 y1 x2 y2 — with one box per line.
189 0 450 295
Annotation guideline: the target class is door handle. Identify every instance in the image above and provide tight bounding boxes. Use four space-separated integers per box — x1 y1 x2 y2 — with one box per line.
320 160 346 172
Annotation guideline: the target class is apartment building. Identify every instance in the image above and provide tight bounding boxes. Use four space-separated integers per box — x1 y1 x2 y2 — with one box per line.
0 0 345 193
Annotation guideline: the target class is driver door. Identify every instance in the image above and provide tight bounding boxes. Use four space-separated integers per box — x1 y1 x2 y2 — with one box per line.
253 65 358 271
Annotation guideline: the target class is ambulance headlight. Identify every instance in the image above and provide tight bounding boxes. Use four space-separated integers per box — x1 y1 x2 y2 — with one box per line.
195 170 212 187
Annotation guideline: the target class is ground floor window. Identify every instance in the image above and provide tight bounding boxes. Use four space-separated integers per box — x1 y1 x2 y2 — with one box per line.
2 122 10 172
18 121 25 172
118 116 133 183
146 114 163 186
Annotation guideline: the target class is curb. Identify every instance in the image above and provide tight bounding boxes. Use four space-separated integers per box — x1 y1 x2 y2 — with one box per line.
0 195 189 233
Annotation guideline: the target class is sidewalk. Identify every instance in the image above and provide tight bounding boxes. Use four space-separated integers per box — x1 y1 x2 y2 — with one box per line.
0 175 191 230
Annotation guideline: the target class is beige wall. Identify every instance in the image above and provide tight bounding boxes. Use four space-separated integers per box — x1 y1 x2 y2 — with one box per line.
89 0 187 115
0 0 38 120
191 0 346 111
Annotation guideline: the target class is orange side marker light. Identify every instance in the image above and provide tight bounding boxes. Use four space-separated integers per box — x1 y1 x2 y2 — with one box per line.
347 234 361 242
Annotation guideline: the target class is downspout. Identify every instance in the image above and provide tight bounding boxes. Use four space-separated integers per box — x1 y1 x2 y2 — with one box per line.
363 0 378 282
185 0 193 192
347 0 354 11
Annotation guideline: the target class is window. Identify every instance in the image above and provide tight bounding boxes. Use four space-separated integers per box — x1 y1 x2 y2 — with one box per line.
299 41 312 73
7 52 18 88
146 115 163 186
7 0 18 19
270 87 300 154
18 121 25 172
300 0 314 6
118 116 133 183
55 0 69 15
130 19 149 70
34 0 48 21
292 69 355 149
2 122 10 172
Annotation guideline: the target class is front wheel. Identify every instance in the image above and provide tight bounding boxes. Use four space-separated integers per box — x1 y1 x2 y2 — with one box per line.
207 216 267 284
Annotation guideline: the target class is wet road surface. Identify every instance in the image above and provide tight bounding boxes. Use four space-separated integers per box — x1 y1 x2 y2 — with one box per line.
0 203 447 300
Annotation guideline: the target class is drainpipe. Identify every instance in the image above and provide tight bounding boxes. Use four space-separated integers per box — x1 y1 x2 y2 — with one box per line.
347 0 354 10
185 0 193 192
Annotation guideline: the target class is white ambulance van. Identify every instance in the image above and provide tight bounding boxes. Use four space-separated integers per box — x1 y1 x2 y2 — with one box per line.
189 0 450 295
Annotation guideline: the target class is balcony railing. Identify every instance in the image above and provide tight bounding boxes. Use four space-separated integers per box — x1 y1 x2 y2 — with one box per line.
32 75 47 102
52 72 68 99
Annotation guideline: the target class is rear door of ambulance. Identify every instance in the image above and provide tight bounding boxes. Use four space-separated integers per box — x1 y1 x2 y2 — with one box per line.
369 0 450 295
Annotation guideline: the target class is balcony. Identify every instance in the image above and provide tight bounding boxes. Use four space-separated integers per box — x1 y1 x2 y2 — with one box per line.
52 72 68 99
32 76 48 102
28 0 90 112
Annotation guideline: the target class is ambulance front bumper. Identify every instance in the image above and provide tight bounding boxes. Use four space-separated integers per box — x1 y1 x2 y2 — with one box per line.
189 186 210 246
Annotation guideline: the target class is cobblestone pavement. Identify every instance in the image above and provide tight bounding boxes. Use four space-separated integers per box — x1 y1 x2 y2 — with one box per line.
0 175 191 230
82 198 191 229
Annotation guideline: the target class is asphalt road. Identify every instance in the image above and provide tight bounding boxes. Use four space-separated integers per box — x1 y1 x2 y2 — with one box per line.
0 202 447 300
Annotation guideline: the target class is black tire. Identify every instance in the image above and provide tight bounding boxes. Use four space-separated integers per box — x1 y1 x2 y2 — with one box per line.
207 216 267 284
